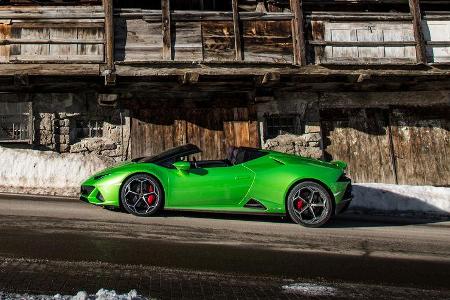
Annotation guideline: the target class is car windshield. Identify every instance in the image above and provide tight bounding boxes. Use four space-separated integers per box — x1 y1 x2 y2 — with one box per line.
132 144 201 163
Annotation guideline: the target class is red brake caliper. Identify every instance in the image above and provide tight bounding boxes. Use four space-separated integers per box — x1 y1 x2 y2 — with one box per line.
147 184 155 205
295 198 304 210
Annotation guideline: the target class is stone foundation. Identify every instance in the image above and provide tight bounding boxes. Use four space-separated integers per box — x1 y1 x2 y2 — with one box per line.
263 132 322 159
258 93 323 159
31 93 130 162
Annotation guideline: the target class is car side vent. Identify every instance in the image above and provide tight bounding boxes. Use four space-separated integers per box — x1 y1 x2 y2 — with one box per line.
244 199 267 210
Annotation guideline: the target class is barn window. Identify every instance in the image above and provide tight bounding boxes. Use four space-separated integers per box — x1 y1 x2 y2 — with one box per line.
75 119 104 139
0 102 33 143
264 114 301 139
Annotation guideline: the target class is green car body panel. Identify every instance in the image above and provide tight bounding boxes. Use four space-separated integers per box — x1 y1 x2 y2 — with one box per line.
80 147 351 216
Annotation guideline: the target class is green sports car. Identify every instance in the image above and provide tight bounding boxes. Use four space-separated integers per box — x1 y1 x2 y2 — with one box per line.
80 144 352 227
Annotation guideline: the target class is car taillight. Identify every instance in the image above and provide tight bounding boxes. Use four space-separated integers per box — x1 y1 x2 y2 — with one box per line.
338 174 351 182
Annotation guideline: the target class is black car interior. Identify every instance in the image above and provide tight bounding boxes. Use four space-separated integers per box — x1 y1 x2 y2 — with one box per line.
189 147 267 169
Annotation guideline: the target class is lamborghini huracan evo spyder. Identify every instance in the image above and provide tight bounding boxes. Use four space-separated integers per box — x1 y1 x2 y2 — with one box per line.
80 144 352 227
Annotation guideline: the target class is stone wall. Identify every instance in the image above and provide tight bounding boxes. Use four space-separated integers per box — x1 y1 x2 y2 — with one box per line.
32 93 130 162
257 92 323 159
263 131 322 159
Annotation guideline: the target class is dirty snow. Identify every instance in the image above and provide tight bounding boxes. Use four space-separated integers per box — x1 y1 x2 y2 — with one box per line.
0 289 148 300
0 146 114 196
282 283 337 296
351 183 450 215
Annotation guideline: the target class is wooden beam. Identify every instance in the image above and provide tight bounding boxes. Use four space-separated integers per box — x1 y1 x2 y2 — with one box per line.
232 0 243 61
409 0 427 64
162 0 172 60
103 0 115 85
290 0 307 66
179 72 200 85
255 72 281 87
14 74 29 87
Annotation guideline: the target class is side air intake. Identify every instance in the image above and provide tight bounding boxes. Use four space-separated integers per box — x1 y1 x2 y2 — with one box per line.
244 199 267 210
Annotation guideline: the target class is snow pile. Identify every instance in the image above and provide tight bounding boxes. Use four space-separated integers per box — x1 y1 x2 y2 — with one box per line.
0 146 114 196
282 283 337 296
351 183 450 215
0 289 147 300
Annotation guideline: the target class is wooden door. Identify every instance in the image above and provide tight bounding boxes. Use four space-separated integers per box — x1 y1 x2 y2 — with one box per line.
321 108 397 183
131 106 259 160
322 106 450 186
390 107 450 186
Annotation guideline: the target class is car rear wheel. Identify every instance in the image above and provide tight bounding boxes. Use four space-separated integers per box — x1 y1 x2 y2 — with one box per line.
120 174 163 217
287 181 333 228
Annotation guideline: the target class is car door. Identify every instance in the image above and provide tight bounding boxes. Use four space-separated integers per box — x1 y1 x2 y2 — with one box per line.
167 164 254 209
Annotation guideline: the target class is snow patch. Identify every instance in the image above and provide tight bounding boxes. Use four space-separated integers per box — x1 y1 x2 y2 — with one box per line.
351 183 450 215
0 146 114 196
0 289 147 300
282 283 337 296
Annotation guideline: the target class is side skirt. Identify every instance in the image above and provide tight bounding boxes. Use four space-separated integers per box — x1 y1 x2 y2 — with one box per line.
163 207 285 217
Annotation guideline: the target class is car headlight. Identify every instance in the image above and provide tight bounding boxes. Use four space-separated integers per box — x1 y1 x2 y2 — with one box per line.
93 173 111 181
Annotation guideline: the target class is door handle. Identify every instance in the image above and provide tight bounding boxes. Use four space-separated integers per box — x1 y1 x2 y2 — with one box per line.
235 176 251 180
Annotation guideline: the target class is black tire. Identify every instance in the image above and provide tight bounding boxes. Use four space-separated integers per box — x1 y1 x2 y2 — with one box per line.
287 181 333 228
120 174 163 217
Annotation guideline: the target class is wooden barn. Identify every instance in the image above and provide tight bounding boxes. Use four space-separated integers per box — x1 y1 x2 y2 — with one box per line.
0 0 448 186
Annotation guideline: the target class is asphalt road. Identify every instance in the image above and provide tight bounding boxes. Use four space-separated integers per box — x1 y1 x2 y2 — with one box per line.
0 194 449 298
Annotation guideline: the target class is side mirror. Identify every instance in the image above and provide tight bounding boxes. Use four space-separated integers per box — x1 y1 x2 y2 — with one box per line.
173 161 191 172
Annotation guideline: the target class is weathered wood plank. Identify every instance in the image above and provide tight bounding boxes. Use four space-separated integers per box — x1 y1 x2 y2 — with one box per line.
162 0 172 60
202 21 235 61
0 63 100 75
290 0 307 65
390 107 450 185
115 18 163 61
103 0 115 74
409 0 428 64
321 108 396 183
0 23 11 63
173 21 202 61
232 0 243 61
242 20 294 63
316 21 417 64
0 6 105 19
422 19 450 63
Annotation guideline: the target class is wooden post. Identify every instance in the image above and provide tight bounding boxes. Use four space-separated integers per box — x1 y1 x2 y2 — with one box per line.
103 0 115 85
386 111 399 184
162 0 172 60
290 0 307 66
409 0 427 64
232 0 243 61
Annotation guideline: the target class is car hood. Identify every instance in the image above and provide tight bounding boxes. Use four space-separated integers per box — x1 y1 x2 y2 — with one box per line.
91 161 137 177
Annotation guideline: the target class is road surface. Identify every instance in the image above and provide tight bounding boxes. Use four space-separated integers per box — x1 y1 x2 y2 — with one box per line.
0 194 449 299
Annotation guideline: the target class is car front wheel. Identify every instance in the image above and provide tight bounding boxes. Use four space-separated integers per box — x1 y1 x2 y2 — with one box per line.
120 174 163 217
287 181 333 228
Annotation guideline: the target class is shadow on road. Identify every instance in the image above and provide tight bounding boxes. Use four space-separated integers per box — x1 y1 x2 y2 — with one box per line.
133 209 450 228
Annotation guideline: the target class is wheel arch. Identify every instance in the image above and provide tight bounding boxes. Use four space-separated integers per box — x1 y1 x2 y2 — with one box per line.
284 178 336 214
119 172 166 209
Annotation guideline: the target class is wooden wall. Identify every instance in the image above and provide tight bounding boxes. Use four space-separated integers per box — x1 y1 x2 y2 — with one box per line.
113 8 294 63
0 6 104 63
423 16 450 63
0 2 448 67
322 107 450 186
309 12 450 65
130 104 259 160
